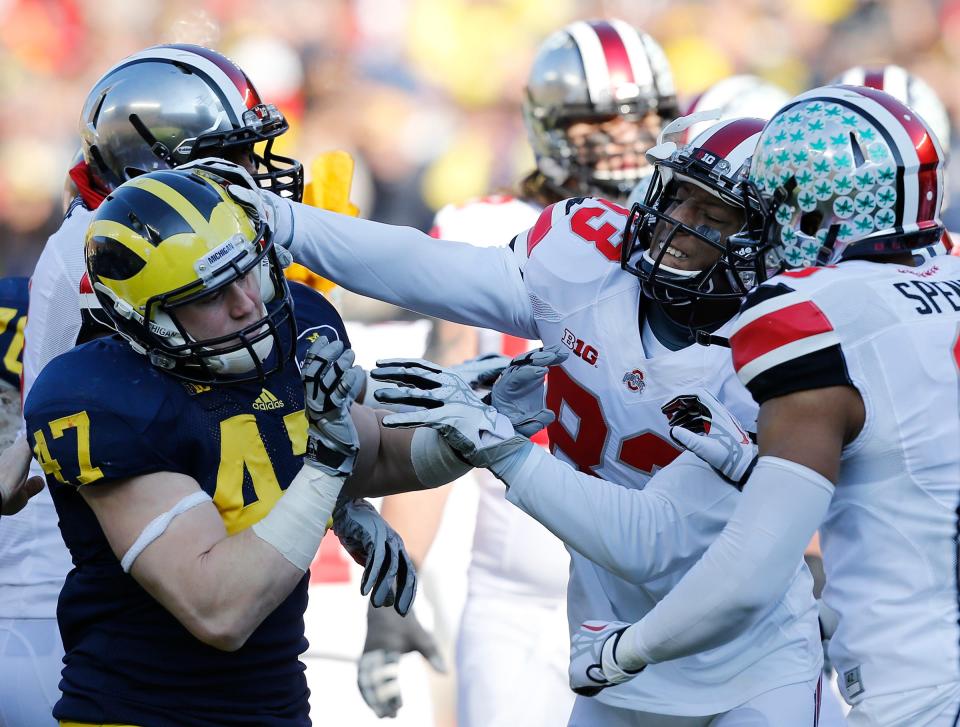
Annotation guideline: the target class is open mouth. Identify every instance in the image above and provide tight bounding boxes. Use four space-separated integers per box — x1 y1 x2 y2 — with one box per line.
654 239 690 260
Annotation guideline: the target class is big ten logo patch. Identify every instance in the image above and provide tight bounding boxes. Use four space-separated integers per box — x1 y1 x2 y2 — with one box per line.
561 328 599 365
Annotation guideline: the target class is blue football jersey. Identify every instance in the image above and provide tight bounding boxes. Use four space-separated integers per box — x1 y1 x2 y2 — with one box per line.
24 283 348 727
0 276 28 390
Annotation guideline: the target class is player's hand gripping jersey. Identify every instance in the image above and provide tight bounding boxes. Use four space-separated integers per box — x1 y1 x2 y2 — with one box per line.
24 283 348 727
730 256 960 704
282 196 822 714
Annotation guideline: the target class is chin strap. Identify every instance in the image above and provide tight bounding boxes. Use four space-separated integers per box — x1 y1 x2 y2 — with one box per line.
694 330 730 348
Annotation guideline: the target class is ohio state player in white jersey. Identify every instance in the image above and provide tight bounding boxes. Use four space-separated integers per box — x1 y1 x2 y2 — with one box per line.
357 20 681 726
585 86 960 726
217 114 825 723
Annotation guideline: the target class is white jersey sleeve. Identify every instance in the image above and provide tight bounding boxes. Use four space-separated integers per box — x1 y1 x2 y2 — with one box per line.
22 202 95 399
504 446 739 584
283 202 537 339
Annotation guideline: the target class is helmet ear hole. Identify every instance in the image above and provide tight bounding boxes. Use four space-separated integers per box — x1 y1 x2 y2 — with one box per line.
800 211 822 236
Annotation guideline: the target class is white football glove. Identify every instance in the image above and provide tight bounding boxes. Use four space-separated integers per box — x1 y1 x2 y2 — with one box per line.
333 497 417 615
358 603 446 718
449 352 512 390
370 359 530 471
569 620 645 696
177 157 291 249
486 344 568 437
301 337 363 476
661 389 757 489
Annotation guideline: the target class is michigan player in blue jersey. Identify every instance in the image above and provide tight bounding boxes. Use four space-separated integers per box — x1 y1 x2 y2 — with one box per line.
23 169 466 726
0 276 42 521
0 276 27 391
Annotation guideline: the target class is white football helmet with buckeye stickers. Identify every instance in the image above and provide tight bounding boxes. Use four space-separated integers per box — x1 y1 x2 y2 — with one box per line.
749 84 945 269
830 64 951 153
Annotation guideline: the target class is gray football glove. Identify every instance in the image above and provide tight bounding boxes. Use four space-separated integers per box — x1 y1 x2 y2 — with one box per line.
487 344 567 437
357 603 446 718
661 389 757 489
569 620 645 697
301 337 363 477
333 497 417 615
370 360 529 471
449 352 512 389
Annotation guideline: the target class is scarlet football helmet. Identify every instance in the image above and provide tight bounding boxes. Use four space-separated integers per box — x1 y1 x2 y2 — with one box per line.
523 19 678 200
79 44 303 201
748 85 944 269
622 117 767 306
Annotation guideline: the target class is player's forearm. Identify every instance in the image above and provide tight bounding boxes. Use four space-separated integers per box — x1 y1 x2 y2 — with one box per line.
344 407 470 498
613 457 832 670
500 446 707 583
280 201 537 338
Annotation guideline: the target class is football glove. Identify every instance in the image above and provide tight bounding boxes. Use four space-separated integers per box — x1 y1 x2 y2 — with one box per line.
301 337 363 477
449 352 512 390
177 157 289 249
333 497 417 615
370 359 529 471
486 344 568 437
661 389 757 489
358 602 446 718
569 620 645 697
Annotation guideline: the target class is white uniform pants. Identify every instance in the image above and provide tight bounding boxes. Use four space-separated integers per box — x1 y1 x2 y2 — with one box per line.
568 674 822 727
456 593 574 727
0 618 62 727
846 682 960 727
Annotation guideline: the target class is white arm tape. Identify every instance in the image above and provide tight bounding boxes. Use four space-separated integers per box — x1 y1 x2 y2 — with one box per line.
410 427 472 488
618 456 833 669
120 491 212 573
251 462 344 571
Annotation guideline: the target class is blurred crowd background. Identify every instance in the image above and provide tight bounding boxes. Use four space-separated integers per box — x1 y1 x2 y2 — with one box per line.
1 0 959 275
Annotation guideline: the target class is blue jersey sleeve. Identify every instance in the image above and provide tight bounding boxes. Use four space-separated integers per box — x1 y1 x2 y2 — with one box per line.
290 282 351 363
0 276 28 390
24 340 186 488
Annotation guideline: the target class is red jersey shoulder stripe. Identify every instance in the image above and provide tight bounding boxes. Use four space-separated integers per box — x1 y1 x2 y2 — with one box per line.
730 293 840 385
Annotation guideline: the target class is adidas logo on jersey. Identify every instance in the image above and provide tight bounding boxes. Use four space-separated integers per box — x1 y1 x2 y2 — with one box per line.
253 389 284 411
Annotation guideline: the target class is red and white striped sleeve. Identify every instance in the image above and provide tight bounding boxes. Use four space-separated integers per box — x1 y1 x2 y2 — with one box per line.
729 281 852 404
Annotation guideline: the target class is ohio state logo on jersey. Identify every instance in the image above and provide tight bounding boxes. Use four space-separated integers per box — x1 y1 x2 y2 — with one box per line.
623 368 646 392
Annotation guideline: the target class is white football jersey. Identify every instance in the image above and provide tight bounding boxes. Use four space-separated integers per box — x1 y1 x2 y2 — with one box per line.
0 201 91 618
730 256 960 704
507 198 820 714
285 196 824 714
432 195 570 600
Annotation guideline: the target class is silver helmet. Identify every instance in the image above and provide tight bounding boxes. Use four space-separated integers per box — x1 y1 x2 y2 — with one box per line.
522 19 678 200
79 44 303 201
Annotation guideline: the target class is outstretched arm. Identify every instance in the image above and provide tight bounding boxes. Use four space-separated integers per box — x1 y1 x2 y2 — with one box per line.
281 201 537 339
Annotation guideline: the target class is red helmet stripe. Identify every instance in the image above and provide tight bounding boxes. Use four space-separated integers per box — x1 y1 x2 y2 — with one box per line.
853 86 941 225
590 21 635 87
863 69 885 90
166 44 262 109
697 118 765 159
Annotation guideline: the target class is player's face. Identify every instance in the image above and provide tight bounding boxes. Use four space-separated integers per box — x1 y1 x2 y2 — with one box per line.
176 271 265 347
566 112 662 180
650 181 744 272
220 144 258 175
